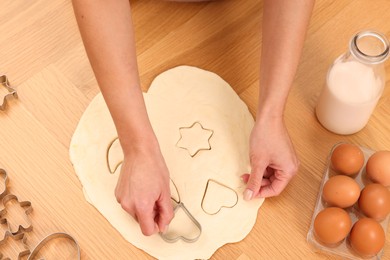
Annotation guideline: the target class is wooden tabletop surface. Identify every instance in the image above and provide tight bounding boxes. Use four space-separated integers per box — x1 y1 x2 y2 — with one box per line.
1 0 390 259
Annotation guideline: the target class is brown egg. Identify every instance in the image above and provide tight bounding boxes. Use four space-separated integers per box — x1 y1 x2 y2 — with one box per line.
349 218 385 257
366 150 390 187
314 207 352 245
322 175 360 208
358 183 390 221
331 143 365 176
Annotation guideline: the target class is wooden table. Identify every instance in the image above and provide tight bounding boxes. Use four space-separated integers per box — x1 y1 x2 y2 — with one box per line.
0 0 390 258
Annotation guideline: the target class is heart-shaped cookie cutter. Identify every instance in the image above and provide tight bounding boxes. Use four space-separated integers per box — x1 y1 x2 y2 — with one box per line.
160 201 202 243
0 75 18 111
160 179 202 243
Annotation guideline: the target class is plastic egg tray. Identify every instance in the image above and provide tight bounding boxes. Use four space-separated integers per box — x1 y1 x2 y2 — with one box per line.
307 143 389 259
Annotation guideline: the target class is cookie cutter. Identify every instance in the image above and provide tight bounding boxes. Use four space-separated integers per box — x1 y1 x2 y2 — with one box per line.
0 216 11 242
27 232 81 260
0 194 33 234
160 179 202 243
201 179 238 215
176 121 214 157
0 232 30 259
0 170 11 243
0 171 80 259
0 169 9 199
0 75 18 111
160 201 202 243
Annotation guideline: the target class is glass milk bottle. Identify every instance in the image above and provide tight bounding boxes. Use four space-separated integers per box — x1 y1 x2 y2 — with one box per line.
316 30 389 135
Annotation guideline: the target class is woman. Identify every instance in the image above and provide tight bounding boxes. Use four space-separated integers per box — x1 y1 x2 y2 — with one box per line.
72 0 314 236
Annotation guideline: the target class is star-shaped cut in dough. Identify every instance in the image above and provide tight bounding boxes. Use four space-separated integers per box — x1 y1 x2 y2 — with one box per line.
176 122 213 157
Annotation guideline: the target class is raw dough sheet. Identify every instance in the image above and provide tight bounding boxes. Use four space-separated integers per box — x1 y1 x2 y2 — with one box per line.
70 66 264 260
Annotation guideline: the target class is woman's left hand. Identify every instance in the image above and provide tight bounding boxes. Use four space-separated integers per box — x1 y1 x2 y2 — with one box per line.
242 116 299 200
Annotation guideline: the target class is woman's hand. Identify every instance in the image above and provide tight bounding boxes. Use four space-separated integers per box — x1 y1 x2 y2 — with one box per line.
242 117 299 200
241 0 314 200
115 146 174 236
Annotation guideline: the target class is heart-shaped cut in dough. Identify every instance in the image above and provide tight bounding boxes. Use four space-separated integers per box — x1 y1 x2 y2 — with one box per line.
201 179 238 215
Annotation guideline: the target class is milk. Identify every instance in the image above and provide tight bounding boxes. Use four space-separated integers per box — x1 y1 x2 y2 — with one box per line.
316 58 384 135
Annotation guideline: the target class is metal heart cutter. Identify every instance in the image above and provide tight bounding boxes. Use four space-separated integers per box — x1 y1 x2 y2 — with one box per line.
159 179 202 243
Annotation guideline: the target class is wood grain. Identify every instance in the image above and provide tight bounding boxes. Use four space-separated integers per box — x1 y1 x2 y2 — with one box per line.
1 0 390 259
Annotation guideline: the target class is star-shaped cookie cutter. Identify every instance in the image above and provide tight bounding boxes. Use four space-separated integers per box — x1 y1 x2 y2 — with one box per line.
159 179 202 243
0 75 18 111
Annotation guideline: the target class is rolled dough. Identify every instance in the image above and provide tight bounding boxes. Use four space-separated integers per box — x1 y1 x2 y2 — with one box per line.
69 66 264 259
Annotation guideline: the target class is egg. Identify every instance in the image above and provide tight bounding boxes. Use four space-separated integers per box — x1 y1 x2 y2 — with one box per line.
358 183 390 221
314 207 352 245
322 175 360 208
366 150 390 187
349 218 385 257
331 143 364 176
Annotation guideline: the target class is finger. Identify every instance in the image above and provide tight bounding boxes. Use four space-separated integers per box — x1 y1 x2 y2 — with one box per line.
258 172 291 198
241 174 250 183
241 174 270 186
263 167 274 178
136 203 160 236
244 164 267 200
261 178 271 186
156 194 174 233
117 197 137 220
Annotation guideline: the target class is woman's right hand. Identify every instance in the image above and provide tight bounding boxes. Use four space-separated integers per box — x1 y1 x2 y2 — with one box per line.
72 0 174 237
115 145 174 236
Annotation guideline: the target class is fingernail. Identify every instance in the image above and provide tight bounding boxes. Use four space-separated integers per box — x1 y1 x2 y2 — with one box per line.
243 189 253 201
